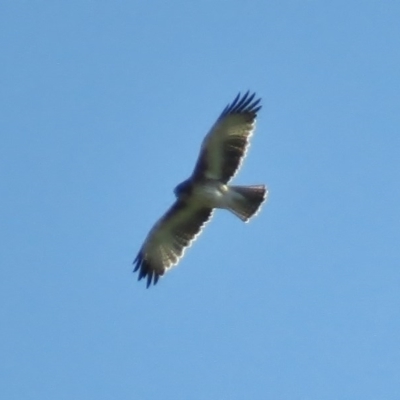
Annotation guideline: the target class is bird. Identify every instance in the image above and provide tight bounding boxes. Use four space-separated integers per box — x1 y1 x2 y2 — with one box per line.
133 91 268 287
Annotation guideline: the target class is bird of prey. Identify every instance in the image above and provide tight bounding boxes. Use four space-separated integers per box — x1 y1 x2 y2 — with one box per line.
133 91 268 287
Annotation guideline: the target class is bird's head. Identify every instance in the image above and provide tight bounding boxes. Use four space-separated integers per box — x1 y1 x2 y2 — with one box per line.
174 179 192 198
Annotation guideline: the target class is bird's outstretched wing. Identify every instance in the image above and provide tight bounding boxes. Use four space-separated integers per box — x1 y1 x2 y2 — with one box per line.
133 200 213 288
192 91 261 183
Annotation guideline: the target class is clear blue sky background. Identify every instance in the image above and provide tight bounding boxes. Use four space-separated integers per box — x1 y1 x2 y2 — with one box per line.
1 2 399 399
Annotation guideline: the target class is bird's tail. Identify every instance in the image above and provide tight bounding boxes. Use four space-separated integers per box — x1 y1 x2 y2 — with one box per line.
227 185 268 222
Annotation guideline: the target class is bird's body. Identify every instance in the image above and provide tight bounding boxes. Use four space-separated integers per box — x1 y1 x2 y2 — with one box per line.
134 92 268 287
175 178 227 207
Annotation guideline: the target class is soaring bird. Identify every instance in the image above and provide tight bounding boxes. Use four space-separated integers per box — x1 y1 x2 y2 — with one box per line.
133 92 268 287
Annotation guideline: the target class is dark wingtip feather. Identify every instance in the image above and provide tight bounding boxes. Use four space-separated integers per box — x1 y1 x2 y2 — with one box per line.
133 251 160 288
219 91 262 119
146 273 152 289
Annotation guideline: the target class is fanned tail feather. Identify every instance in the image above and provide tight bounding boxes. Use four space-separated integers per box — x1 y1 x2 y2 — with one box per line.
227 185 268 222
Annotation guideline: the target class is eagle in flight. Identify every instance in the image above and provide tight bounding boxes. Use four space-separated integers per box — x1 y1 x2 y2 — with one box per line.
133 91 268 287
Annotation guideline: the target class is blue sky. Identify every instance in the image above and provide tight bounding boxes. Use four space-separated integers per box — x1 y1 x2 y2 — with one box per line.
1 1 399 399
